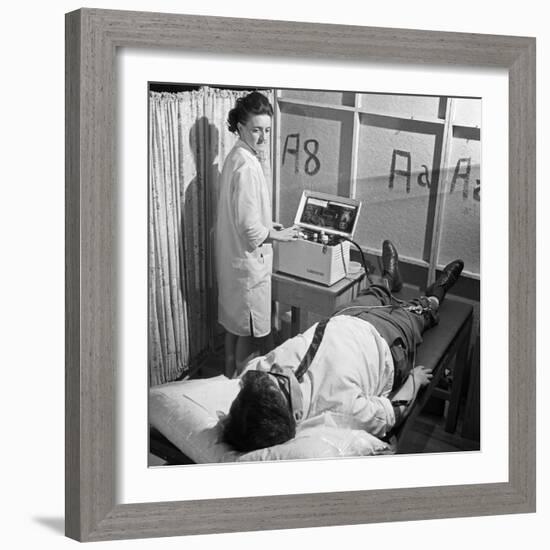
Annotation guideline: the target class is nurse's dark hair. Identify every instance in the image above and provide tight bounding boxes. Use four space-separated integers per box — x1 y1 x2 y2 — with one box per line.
227 91 274 134
221 370 296 452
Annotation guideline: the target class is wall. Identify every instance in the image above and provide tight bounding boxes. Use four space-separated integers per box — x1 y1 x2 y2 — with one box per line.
2 1 546 550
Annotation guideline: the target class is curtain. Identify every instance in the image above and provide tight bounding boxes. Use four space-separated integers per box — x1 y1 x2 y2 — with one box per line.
149 87 274 385
149 91 202 385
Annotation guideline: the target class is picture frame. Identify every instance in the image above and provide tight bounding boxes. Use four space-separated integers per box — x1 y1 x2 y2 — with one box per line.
65 8 536 542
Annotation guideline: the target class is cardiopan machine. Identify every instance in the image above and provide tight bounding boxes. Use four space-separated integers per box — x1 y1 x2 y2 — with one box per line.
276 190 362 286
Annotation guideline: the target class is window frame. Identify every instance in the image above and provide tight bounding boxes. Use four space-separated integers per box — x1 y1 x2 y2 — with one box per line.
272 90 481 299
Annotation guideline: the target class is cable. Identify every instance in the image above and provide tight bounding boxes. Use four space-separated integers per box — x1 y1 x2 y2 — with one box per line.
336 304 397 316
339 237 428 314
339 240 348 276
341 236 374 285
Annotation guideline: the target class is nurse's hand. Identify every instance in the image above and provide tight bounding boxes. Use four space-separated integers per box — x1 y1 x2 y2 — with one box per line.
268 225 299 242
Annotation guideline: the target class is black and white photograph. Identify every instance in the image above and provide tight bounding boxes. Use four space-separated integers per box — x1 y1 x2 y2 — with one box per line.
148 84 481 466
2 0 542 546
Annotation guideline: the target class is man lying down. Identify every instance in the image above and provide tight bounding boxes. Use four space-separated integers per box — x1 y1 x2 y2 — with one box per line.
221 240 464 453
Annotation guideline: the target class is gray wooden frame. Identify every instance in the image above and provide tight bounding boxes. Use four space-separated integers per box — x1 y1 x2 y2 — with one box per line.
65 8 536 542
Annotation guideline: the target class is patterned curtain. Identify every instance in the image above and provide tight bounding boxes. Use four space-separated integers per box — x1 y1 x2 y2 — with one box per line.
149 91 202 385
149 87 274 385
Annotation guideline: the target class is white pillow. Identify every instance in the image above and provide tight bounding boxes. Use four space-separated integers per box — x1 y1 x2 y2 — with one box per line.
149 375 393 464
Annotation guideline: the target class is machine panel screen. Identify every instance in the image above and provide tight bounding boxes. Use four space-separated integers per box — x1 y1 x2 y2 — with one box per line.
299 197 358 234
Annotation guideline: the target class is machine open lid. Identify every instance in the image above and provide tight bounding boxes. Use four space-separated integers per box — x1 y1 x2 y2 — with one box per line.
293 190 362 239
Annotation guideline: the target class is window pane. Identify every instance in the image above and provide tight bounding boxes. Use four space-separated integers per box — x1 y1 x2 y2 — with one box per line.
355 119 438 261
438 137 480 274
453 97 482 126
279 89 355 107
278 103 353 227
360 93 441 120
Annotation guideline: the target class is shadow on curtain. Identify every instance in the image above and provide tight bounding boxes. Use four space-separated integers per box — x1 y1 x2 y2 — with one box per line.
148 87 273 385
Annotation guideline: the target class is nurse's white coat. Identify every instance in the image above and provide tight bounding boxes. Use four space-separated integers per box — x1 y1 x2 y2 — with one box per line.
216 139 273 337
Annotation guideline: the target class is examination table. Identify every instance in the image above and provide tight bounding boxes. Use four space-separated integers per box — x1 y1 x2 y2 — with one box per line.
149 295 474 464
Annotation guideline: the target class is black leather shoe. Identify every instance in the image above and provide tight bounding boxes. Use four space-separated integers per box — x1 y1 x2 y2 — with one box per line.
381 240 402 292
426 260 464 302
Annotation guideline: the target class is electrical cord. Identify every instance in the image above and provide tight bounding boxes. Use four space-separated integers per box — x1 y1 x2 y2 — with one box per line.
340 236 427 313
341 236 374 285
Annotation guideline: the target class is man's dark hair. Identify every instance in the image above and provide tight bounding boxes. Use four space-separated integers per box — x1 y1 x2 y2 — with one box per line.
221 370 296 452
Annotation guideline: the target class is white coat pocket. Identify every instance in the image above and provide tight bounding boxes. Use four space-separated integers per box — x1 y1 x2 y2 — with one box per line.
243 247 273 290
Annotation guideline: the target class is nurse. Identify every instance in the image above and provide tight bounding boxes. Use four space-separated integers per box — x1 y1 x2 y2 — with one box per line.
216 91 297 378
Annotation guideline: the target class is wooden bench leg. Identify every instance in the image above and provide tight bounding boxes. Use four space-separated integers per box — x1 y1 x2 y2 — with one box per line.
445 314 473 433
461 336 480 440
290 306 302 337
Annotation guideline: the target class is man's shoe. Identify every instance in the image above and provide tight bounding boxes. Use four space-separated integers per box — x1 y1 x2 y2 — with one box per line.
426 260 464 302
381 240 403 292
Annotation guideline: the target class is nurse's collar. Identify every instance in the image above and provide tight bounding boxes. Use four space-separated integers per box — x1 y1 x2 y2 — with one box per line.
238 138 260 158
